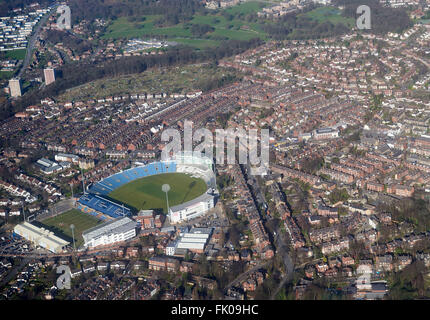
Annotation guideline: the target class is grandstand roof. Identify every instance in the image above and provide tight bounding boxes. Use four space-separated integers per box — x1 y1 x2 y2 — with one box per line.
171 151 213 166
14 222 69 252
169 193 214 213
82 217 138 240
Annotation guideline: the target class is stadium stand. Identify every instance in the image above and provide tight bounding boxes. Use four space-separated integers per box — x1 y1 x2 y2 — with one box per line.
77 194 131 220
78 154 217 223
87 161 178 196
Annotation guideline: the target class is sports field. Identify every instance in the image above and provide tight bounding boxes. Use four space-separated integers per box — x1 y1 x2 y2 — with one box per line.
102 1 268 46
108 172 207 213
2 49 26 60
40 209 102 248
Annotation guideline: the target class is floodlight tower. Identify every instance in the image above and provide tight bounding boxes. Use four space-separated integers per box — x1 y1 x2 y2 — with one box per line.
162 184 171 215
81 168 86 194
22 201 26 222
70 224 76 251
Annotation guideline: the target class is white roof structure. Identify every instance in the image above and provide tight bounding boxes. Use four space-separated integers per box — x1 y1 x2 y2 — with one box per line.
14 222 69 253
175 227 213 251
82 216 137 241
170 151 213 167
169 193 214 213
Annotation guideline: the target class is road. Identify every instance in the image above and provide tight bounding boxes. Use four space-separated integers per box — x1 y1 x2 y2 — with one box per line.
221 189 294 297
239 163 294 298
0 233 143 259
17 4 58 78
406 51 430 70
270 229 294 299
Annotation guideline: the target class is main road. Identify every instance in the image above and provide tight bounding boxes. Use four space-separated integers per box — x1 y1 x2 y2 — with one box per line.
270 229 294 299
17 3 58 78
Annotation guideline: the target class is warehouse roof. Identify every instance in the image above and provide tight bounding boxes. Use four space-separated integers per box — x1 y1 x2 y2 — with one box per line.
14 222 69 249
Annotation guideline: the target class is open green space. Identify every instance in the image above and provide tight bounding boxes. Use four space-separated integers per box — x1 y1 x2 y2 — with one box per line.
2 49 26 60
40 209 102 248
171 37 220 49
108 172 207 213
301 6 355 26
57 63 240 102
101 1 269 47
100 3 361 47
0 71 14 80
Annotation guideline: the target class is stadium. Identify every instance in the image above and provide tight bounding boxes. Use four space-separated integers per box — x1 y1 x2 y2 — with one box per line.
77 152 218 224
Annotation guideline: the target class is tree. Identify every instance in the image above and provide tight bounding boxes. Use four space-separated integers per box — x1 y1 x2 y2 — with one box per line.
388 260 427 299
350 240 367 261
192 286 200 300
328 188 349 204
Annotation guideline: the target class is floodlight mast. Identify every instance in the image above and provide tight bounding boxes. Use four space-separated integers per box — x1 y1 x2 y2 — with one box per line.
81 168 86 195
162 184 171 216
70 224 76 251
22 201 26 222
70 183 74 199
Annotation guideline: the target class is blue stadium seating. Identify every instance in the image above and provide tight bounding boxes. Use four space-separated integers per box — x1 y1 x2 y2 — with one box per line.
87 161 177 196
77 194 131 219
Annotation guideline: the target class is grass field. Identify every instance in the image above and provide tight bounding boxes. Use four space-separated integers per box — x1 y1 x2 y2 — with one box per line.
0 71 14 80
108 173 207 213
40 209 102 248
2 49 26 60
302 6 355 26
98 1 358 48
101 3 357 47
102 1 268 46
103 15 267 44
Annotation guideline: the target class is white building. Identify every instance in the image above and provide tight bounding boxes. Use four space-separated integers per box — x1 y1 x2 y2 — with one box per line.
166 227 213 255
82 217 138 248
9 78 21 97
36 158 67 174
169 193 215 224
14 222 69 253
356 264 373 291
313 127 339 140
43 67 55 85
165 151 217 224
165 240 177 256
55 153 79 163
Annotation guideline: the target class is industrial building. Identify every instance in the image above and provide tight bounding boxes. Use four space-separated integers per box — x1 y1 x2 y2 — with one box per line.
82 216 138 248
13 222 69 253
54 153 79 163
36 158 69 174
166 227 213 255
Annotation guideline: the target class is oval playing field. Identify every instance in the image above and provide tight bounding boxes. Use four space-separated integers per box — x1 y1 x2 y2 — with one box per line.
107 172 207 213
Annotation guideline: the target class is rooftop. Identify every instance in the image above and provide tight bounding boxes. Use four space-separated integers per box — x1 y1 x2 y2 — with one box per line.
82 216 138 240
